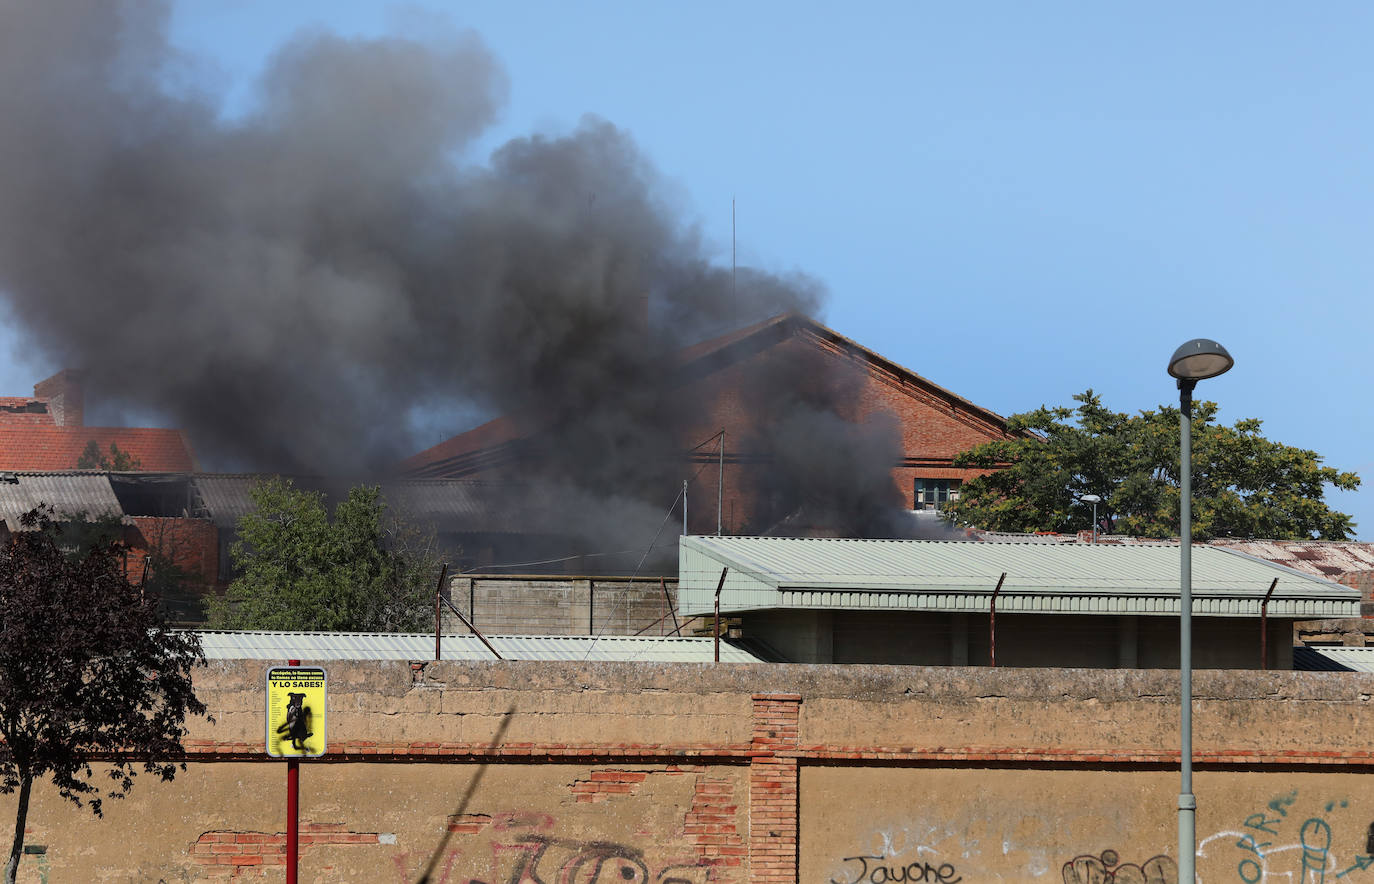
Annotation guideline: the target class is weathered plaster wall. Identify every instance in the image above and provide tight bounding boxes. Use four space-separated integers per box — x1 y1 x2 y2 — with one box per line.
805 769 1374 884
3 661 1373 883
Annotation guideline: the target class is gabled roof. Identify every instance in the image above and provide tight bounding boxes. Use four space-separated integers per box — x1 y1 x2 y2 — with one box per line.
678 535 1359 619
400 313 1018 477
0 426 197 471
676 312 1012 431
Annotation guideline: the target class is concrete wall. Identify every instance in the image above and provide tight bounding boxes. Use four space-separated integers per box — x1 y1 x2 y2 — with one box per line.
444 575 694 636
4 662 1374 882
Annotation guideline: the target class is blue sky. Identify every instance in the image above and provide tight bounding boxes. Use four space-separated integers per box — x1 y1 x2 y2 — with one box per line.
3 2 1370 536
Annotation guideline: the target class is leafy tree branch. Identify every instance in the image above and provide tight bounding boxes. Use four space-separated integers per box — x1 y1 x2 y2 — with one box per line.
945 390 1359 541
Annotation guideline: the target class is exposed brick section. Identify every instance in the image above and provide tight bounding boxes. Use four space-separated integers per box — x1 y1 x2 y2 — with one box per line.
446 813 492 834
189 824 381 878
749 693 801 884
177 739 756 760
684 775 745 869
161 737 1374 769
570 768 650 802
0 397 54 425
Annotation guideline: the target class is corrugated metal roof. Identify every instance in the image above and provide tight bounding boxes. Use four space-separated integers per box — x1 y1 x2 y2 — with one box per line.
380 480 527 534
193 630 763 663
678 535 1359 619
1209 539 1374 581
192 474 261 527
0 471 126 529
1294 646 1374 672
978 532 1374 583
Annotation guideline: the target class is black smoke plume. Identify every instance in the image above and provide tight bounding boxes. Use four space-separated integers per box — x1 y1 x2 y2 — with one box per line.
0 0 927 561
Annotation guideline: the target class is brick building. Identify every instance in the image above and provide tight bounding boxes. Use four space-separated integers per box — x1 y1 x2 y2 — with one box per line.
401 313 1026 535
0 369 197 471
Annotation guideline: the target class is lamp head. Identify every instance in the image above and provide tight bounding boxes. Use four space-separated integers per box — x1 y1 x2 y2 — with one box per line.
1168 339 1233 381
1080 494 1102 504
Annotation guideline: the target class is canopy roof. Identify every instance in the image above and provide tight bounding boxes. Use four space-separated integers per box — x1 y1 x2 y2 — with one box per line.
678 535 1358 619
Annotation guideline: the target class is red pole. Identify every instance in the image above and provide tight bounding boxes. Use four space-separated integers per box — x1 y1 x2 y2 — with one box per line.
287 659 300 884
286 761 299 883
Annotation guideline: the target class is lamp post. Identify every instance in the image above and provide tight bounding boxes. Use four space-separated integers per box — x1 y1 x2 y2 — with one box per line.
1167 338 1234 883
1080 494 1102 544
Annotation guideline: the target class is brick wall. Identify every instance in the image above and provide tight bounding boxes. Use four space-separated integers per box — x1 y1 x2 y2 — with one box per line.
414 320 1019 533
130 515 219 585
8 662 1374 882
32 368 83 427
1338 569 1374 617
674 328 1016 529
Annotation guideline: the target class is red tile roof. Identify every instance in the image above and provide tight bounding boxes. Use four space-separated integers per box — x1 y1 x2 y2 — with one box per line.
0 426 198 472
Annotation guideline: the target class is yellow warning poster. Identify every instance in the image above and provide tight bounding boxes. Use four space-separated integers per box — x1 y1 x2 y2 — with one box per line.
265 666 327 758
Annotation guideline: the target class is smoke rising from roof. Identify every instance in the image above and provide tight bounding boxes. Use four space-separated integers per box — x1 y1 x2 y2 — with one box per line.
0 1 925 553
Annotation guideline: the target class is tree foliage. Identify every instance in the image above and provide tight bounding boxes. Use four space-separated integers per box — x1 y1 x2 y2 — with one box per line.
75 440 143 471
0 507 206 883
210 478 439 632
944 390 1360 541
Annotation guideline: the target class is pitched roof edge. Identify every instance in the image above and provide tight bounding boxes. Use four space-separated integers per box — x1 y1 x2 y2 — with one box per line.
792 317 1017 435
675 313 1020 437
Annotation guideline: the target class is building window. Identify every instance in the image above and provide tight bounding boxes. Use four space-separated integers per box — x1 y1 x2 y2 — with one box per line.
914 478 960 510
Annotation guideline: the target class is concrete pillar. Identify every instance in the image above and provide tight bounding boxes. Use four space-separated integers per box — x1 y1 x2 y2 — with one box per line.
572 579 593 634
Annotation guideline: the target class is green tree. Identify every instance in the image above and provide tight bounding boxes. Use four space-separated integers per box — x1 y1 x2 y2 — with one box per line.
0 507 206 884
75 440 143 471
210 478 439 631
944 390 1360 541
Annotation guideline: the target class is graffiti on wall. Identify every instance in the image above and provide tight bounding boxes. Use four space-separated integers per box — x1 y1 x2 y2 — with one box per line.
1061 849 1176 884
1203 790 1374 883
393 812 714 884
828 852 962 884
500 834 709 884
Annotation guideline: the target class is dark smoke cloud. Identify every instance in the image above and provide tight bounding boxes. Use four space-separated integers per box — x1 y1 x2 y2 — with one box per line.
0 0 920 552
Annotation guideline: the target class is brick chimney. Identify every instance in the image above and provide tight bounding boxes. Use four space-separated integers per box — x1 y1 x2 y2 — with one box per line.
33 369 84 427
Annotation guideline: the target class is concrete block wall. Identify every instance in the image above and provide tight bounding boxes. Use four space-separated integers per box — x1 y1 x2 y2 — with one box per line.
443 575 687 636
6 662 1374 882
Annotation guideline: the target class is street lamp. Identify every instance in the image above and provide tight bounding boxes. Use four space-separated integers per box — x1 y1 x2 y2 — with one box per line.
1167 337 1233 883
1080 494 1102 544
